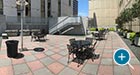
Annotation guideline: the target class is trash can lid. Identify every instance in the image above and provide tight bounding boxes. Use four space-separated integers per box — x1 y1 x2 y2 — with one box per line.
6 40 19 44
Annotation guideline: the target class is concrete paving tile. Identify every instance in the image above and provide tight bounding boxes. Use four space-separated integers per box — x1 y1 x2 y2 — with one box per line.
21 51 32 56
130 65 140 75
44 50 55 56
130 58 140 65
30 51 39 55
58 57 68 66
12 58 25 65
102 53 112 58
87 57 101 64
40 57 55 66
27 61 44 71
103 50 112 53
33 68 54 75
0 50 7 54
13 63 30 75
68 62 84 71
58 50 68 56
82 64 98 75
48 62 65 74
34 53 46 59
0 54 8 59
98 65 113 75
50 54 62 60
0 66 13 75
58 67 78 75
78 72 88 75
114 66 131 75
24 55 37 62
0 59 11 67
101 58 113 65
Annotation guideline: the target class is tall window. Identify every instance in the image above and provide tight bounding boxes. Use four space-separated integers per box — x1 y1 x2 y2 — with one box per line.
69 0 71 6
58 0 61 16
25 0 31 17
48 0 51 17
41 0 45 17
16 0 31 17
0 0 3 14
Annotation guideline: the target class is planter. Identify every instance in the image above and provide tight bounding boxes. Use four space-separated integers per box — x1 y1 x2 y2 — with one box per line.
126 33 130 39
134 36 140 46
123 31 127 38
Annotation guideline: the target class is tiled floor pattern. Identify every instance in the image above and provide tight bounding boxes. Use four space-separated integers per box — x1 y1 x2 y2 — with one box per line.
0 32 140 75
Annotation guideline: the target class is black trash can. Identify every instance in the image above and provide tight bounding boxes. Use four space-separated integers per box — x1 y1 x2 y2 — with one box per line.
6 40 19 58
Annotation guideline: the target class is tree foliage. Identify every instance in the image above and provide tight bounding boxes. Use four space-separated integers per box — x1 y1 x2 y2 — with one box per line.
116 0 140 28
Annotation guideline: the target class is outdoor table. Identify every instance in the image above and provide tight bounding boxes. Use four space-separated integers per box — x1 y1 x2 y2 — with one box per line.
71 40 91 50
69 40 96 67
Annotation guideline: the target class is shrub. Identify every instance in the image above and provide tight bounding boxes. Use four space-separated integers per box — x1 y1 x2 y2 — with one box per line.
129 32 136 41
98 28 104 31
89 28 96 31
109 28 115 31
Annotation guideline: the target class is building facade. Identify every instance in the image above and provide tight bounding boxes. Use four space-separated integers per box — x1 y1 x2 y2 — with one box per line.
89 0 118 28
1 0 76 18
73 0 78 16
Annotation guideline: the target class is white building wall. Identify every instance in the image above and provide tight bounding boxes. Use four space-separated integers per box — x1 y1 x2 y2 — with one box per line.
31 0 41 17
3 0 17 16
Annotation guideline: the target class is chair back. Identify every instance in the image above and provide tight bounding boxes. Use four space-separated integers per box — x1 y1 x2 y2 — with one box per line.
69 38 76 45
85 37 93 44
92 41 97 48
67 44 74 54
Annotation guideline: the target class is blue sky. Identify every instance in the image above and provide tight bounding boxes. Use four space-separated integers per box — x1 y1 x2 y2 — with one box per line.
78 0 88 16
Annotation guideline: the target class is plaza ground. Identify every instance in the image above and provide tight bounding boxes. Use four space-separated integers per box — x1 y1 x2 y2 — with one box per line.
0 32 140 75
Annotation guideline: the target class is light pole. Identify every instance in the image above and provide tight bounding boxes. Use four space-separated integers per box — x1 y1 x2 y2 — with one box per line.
16 0 28 51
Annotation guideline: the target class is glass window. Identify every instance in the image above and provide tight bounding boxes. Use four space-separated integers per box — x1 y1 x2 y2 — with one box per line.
0 0 3 14
69 0 71 6
41 0 45 17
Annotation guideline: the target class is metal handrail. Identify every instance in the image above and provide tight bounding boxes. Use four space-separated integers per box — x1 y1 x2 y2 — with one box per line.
49 16 81 34
49 16 70 29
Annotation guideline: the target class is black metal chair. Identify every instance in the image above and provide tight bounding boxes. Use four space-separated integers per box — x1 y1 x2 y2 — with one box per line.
69 38 76 45
67 44 77 63
85 37 93 44
31 29 47 41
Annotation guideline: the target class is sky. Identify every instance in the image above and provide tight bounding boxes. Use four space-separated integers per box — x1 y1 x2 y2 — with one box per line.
78 0 88 17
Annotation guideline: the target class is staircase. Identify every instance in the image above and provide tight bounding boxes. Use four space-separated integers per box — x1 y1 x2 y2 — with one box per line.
49 16 81 34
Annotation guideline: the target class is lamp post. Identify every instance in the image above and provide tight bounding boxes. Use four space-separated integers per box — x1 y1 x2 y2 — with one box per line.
16 0 28 51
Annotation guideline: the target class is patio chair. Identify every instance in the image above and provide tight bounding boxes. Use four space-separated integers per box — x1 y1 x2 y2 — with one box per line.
85 37 93 45
69 38 76 45
85 40 97 62
92 31 100 40
67 44 77 63
31 30 47 41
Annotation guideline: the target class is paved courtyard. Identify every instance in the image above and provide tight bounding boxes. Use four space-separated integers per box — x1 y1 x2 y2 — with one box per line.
0 32 140 75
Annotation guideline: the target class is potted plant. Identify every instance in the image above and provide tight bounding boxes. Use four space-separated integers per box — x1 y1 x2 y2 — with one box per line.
109 28 115 31
129 32 136 41
126 30 133 39
123 29 128 38
134 32 140 46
